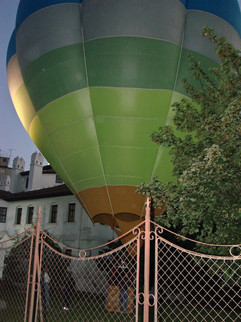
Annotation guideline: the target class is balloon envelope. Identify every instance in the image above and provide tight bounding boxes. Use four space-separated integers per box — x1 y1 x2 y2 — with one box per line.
7 0 241 233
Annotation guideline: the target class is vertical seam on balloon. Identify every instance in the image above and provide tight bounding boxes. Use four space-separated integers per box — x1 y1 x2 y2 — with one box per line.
68 3 93 216
80 3 115 218
145 5 188 217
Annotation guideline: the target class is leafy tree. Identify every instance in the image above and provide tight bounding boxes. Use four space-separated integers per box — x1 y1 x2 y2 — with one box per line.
138 27 241 252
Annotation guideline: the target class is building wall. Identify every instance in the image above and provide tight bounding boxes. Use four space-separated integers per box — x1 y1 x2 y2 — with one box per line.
0 194 115 254
0 175 11 191
0 153 116 255
36 173 61 190
0 157 12 188
0 168 12 181
0 153 117 288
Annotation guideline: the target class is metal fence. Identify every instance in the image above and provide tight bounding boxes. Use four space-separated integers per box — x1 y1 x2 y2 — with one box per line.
0 201 240 321
0 227 35 322
155 230 241 321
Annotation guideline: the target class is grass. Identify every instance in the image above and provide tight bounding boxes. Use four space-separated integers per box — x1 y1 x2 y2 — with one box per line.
39 292 136 321
1 285 240 321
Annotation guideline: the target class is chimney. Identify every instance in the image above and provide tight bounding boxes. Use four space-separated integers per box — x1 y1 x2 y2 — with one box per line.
27 152 44 191
10 156 25 192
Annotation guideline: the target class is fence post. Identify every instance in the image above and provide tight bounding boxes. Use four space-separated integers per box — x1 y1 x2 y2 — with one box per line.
24 233 35 322
143 198 151 322
28 206 41 322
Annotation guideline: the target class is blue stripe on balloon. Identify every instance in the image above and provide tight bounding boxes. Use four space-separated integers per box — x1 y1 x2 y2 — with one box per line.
16 0 241 37
187 0 241 36
178 0 188 6
16 0 82 29
8 0 241 65
6 30 16 65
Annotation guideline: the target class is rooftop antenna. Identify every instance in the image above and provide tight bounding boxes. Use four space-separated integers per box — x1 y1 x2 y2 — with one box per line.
8 148 16 160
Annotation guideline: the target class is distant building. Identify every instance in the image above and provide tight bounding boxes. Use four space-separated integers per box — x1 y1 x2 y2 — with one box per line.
0 156 12 191
0 152 115 253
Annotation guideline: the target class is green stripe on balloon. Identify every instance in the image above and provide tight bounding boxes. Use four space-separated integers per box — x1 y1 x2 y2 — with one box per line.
85 37 180 90
38 88 173 144
61 146 103 182
90 87 173 118
32 87 176 191
38 88 92 136
22 37 218 113
22 43 87 112
152 147 174 183
95 116 162 148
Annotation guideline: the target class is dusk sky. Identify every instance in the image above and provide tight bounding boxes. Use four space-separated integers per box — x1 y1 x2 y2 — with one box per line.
0 0 241 170
0 0 46 168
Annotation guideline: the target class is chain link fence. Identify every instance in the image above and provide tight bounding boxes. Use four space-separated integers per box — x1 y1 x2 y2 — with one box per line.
155 224 241 321
0 216 240 321
0 228 35 322
36 231 138 322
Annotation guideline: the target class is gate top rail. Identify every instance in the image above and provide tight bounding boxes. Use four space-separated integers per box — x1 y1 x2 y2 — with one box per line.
1 218 240 260
0 225 35 245
0 234 33 251
153 220 241 259
39 220 145 256
41 234 138 260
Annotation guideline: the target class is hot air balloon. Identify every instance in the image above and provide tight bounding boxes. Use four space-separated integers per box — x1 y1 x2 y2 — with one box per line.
7 0 241 235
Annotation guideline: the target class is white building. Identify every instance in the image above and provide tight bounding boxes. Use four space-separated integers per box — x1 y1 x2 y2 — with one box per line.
0 152 115 253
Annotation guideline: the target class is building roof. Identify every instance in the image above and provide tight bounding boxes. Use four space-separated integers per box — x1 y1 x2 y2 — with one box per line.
0 184 72 202
20 164 56 176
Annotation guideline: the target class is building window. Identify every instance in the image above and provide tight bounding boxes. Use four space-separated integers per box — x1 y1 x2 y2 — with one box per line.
27 207 34 224
55 175 63 184
68 203 75 222
25 177 29 189
16 208 22 224
50 205 58 223
0 207 7 223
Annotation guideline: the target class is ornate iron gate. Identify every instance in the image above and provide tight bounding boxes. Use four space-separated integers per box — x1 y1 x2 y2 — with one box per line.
0 202 240 321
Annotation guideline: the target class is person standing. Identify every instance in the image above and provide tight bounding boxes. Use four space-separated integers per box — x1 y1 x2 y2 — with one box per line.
43 268 51 309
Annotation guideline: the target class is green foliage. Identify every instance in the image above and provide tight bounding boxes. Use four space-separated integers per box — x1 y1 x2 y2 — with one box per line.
138 27 241 253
